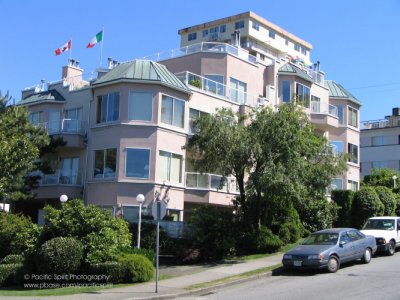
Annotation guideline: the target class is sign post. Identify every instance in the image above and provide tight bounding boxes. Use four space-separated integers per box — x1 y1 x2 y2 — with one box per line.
153 198 167 293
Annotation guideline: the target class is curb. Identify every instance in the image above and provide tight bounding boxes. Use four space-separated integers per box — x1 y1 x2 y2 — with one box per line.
130 265 284 300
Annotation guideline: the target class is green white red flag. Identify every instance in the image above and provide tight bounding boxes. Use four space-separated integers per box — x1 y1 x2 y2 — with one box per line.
87 31 103 48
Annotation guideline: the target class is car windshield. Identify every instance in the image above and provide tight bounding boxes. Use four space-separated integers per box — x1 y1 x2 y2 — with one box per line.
362 219 395 230
302 233 339 245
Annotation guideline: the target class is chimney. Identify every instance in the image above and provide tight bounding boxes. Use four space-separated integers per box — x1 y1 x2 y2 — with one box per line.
62 58 83 88
108 57 113 69
40 79 46 91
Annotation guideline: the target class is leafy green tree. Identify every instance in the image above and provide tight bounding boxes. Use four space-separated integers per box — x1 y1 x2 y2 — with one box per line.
374 186 397 216
352 187 384 228
186 104 346 230
362 168 400 190
39 199 132 264
0 91 50 204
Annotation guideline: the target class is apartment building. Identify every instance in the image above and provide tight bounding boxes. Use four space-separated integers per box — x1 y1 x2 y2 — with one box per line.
17 11 361 223
360 108 400 178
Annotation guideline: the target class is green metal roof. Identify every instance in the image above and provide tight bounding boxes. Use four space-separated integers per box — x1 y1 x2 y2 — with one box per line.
21 89 65 104
325 80 361 105
93 60 191 94
278 63 312 82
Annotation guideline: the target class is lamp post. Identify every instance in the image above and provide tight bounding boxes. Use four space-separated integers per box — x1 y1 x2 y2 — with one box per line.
59 194 68 203
393 175 397 189
136 194 145 249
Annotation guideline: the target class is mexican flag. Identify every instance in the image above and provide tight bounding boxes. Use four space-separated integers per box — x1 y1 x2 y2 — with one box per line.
87 31 103 48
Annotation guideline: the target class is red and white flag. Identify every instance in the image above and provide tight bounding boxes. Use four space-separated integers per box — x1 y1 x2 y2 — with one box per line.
55 40 71 56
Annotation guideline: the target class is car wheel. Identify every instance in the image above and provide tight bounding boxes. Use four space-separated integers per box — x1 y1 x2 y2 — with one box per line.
327 256 340 273
387 240 395 256
361 248 372 263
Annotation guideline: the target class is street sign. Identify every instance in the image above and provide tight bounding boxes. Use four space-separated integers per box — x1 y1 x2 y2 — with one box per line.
151 199 167 220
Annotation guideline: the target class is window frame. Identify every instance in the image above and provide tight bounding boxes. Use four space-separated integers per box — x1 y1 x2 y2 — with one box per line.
295 83 311 108
96 92 120 124
235 20 244 29
348 106 358 128
93 148 117 179
252 21 260 31
158 150 183 183
347 143 359 164
128 91 153 122
161 95 185 128
125 147 151 179
188 32 197 41
269 30 275 39
282 80 291 103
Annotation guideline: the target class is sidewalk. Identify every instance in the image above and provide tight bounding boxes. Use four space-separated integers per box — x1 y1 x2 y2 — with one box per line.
1 253 283 300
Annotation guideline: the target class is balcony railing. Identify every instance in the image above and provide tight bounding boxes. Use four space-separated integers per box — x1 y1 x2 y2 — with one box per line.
36 119 87 135
175 71 268 107
29 170 83 186
311 101 338 117
185 172 238 194
361 119 390 130
141 42 258 65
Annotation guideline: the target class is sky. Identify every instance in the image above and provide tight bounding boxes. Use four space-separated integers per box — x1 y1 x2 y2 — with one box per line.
1 0 399 121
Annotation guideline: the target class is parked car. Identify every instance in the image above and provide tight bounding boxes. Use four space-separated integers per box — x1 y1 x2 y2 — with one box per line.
282 228 377 273
360 216 400 256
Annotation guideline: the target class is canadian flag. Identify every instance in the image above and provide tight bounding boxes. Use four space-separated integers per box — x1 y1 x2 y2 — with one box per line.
55 40 71 56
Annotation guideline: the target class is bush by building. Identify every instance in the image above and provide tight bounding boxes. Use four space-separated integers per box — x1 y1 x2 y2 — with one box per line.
89 261 126 284
331 190 355 227
374 186 397 216
117 253 154 282
351 187 384 228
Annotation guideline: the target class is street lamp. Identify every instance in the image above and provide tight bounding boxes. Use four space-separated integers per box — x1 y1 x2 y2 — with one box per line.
59 194 68 203
393 175 397 189
136 194 145 248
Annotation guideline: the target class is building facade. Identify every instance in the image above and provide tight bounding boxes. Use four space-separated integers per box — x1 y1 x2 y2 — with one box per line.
360 108 400 178
18 11 361 223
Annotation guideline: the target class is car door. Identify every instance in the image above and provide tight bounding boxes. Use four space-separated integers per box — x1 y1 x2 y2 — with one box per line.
347 230 364 259
338 232 355 263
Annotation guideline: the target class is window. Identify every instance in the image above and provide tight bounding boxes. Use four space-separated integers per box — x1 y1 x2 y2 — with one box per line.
64 107 82 132
60 157 79 184
311 95 320 113
285 39 289 46
331 178 343 190
282 80 291 103
235 21 244 29
348 180 358 192
252 21 260 31
210 27 219 34
158 151 182 183
128 91 153 121
161 96 185 128
294 44 300 52
330 141 344 155
97 92 119 123
122 206 139 223
372 136 386 146
301 46 307 55
29 111 43 124
229 78 247 104
337 105 344 125
269 30 275 39
189 108 207 134
296 83 310 108
220 25 226 33
372 161 387 169
348 106 358 128
202 29 208 37
125 148 150 179
94 148 117 179
188 32 197 41
348 143 358 164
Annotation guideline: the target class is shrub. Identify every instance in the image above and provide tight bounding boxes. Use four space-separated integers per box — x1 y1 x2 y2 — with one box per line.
375 186 397 216
187 205 236 260
117 253 154 283
278 226 290 244
331 190 355 227
282 222 302 243
39 199 132 264
1 254 25 265
122 248 155 264
0 263 24 287
89 262 126 284
128 222 172 253
0 212 40 259
37 237 83 275
352 187 384 228
297 198 339 232
257 226 283 253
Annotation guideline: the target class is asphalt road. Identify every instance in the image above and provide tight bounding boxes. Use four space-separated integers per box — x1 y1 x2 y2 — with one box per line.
179 252 400 300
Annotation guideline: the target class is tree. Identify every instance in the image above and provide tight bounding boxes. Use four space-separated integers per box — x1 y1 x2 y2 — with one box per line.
0 91 50 204
186 104 346 230
374 186 397 216
362 168 400 190
351 187 384 228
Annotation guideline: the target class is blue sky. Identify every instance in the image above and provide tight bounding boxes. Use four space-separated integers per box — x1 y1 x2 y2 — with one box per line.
1 0 399 121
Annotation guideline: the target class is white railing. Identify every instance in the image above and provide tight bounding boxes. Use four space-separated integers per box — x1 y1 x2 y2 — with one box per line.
185 172 239 193
175 71 268 107
361 119 390 130
29 170 83 186
311 101 338 117
141 42 258 65
36 119 87 135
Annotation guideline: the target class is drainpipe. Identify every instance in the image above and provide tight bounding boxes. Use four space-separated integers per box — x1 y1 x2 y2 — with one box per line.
83 89 94 205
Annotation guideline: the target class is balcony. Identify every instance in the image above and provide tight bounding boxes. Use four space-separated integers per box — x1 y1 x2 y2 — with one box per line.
142 42 258 65
37 119 87 148
175 71 268 107
361 119 390 130
310 101 339 129
185 172 238 194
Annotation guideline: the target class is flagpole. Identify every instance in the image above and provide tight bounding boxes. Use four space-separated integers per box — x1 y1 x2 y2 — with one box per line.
100 27 104 67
